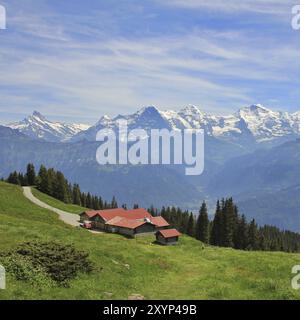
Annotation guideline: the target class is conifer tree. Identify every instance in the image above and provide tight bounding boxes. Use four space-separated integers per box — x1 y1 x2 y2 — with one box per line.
148 205 156 216
210 200 223 246
234 214 248 250
46 168 56 196
248 219 259 250
72 184 81 205
7 171 20 185
86 193 92 208
53 171 70 203
37 165 49 193
170 207 178 226
222 198 237 247
98 196 104 209
196 201 209 243
26 163 36 186
180 210 190 234
187 213 195 237
81 193 87 207
18 172 26 186
111 196 118 209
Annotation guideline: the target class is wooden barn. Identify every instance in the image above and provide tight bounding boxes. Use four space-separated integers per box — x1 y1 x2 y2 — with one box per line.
156 229 182 245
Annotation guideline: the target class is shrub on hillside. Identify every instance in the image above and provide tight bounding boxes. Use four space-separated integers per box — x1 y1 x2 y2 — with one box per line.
0 252 54 288
0 241 94 287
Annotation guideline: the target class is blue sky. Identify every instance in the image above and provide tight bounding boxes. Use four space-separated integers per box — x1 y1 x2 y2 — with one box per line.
0 0 300 124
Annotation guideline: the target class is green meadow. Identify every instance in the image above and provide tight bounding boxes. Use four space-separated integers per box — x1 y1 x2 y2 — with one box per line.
0 181 300 300
31 188 87 214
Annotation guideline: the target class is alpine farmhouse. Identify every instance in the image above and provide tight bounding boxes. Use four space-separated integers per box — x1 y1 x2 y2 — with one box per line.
80 208 181 245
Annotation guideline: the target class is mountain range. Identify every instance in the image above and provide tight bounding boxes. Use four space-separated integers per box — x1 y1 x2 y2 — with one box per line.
2 104 300 231
7 111 89 142
6 104 300 146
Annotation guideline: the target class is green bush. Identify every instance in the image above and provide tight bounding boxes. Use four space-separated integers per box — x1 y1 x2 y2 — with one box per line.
0 253 54 288
0 241 93 287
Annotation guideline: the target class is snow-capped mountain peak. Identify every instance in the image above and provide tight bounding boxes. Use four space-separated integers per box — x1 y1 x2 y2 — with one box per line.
129 105 172 130
7 111 90 142
32 110 47 121
237 104 274 118
178 105 218 134
137 105 160 115
235 104 294 141
179 105 204 115
245 103 268 111
96 115 111 126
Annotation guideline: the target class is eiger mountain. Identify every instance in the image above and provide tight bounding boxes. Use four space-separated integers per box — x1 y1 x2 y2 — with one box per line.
7 111 90 142
2 104 300 231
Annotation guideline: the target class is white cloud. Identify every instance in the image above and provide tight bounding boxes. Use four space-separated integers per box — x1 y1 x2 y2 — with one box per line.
160 0 295 15
1 1 300 123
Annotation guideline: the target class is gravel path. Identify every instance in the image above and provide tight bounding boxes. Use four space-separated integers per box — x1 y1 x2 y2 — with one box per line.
23 186 80 227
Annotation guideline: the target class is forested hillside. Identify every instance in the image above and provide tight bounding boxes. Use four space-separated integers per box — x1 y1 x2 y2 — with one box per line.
6 164 300 254
1 181 300 300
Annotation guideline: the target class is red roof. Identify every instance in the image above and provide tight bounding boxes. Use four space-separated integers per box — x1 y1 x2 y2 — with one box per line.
81 208 125 219
125 208 152 220
88 208 152 222
158 229 181 238
82 208 171 231
95 208 127 221
151 216 170 227
106 216 147 229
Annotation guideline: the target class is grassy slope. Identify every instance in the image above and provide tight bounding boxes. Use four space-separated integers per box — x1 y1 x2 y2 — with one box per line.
0 181 300 300
31 188 87 214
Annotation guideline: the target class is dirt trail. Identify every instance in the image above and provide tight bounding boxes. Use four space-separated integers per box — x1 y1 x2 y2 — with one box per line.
23 186 80 227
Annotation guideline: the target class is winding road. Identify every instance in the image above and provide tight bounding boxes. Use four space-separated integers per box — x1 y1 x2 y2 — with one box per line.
23 186 80 227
